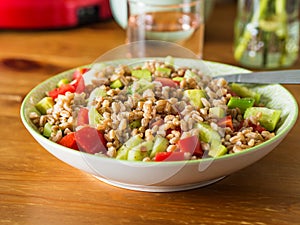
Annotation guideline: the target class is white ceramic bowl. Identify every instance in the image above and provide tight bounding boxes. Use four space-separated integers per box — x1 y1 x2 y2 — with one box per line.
21 58 298 192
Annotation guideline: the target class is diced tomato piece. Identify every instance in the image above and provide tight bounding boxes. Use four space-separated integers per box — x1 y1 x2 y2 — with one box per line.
154 77 177 88
155 151 185 162
77 108 89 126
73 75 85 93
249 121 266 133
217 115 234 130
75 127 107 154
58 132 79 150
178 135 203 157
48 84 76 100
72 68 89 80
228 90 238 97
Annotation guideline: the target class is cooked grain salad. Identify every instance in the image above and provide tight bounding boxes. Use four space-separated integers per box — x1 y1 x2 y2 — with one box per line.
30 58 282 162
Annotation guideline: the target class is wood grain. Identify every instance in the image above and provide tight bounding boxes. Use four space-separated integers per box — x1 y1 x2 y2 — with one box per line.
1 1 300 224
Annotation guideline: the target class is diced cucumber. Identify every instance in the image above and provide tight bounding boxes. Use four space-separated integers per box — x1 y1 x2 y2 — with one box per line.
195 122 227 157
116 135 144 160
129 78 155 94
208 142 227 157
149 135 169 158
110 79 123 89
195 122 221 144
209 107 226 118
88 87 107 106
156 67 172 77
184 89 206 109
123 135 144 149
115 145 129 160
88 107 103 126
127 141 153 161
35 97 54 115
172 77 184 82
184 69 200 83
230 83 261 104
43 122 52 137
132 69 152 81
244 107 282 131
227 97 255 113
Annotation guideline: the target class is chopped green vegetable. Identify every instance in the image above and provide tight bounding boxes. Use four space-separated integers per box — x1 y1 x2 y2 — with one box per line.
230 83 261 104
150 135 169 158
227 97 255 113
35 97 54 115
88 87 107 106
209 142 228 157
172 77 184 82
195 122 227 158
132 69 152 81
127 141 153 161
110 79 123 89
43 122 52 137
156 67 172 77
128 78 155 94
88 107 103 126
184 69 201 83
244 107 282 131
184 89 206 109
209 107 226 118
116 135 143 160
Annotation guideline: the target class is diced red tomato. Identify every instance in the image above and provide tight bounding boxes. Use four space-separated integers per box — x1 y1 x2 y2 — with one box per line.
155 151 185 162
178 135 203 157
154 77 178 88
249 121 266 133
58 132 79 150
77 108 89 126
72 68 89 80
48 84 76 100
236 120 266 133
228 90 238 97
75 127 107 154
217 115 234 130
72 75 85 93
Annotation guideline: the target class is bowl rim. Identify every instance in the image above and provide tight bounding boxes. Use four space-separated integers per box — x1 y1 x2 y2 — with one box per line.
20 59 299 167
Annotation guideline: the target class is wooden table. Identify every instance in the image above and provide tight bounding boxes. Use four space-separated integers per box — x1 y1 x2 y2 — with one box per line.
1 1 300 224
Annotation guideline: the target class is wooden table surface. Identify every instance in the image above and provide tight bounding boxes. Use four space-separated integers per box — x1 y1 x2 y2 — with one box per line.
1 1 300 224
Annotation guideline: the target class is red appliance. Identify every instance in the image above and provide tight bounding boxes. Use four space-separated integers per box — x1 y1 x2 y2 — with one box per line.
0 0 112 29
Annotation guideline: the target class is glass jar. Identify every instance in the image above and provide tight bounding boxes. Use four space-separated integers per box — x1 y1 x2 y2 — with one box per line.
234 0 299 69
